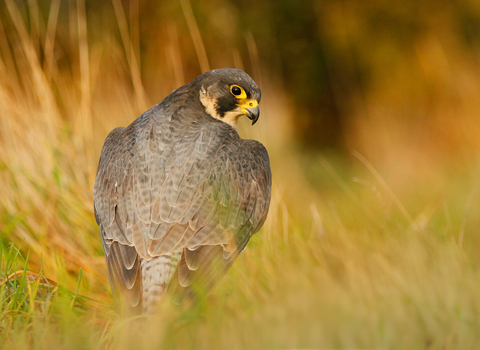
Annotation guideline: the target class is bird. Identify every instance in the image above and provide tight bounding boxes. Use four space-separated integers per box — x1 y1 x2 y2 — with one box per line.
93 68 271 314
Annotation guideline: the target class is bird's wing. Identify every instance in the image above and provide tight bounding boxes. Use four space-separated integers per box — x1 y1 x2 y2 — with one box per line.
94 107 271 308
170 137 271 300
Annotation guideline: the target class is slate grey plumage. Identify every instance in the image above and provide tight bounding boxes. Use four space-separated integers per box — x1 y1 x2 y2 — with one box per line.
94 69 271 314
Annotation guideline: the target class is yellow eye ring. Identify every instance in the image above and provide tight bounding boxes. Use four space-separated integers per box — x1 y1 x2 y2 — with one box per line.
230 85 247 99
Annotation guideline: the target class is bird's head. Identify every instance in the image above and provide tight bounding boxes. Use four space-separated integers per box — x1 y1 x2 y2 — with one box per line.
195 68 261 128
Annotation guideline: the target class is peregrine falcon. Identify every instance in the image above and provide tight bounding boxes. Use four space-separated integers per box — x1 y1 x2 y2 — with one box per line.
94 69 271 314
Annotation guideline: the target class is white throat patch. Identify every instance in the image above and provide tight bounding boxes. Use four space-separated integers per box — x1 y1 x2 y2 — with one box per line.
199 86 243 128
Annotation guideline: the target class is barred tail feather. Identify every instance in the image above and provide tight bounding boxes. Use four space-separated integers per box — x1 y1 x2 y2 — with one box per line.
141 251 181 313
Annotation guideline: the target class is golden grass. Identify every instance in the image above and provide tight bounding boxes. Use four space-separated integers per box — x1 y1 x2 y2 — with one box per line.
1 1 480 349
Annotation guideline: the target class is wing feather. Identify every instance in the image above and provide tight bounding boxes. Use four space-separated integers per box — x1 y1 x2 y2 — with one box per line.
94 106 271 313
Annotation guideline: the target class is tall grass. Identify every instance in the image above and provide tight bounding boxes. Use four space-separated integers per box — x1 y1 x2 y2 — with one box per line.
1 0 480 349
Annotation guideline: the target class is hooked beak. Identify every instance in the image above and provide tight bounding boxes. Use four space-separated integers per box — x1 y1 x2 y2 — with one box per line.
245 105 260 125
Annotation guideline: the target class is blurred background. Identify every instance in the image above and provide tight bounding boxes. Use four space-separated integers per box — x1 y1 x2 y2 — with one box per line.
2 1 480 183
1 0 480 349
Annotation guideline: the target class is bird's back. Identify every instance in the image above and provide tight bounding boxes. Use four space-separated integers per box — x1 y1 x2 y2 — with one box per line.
94 69 271 314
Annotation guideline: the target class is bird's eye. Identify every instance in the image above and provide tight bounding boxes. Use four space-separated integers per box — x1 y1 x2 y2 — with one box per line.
231 86 241 95
230 85 246 99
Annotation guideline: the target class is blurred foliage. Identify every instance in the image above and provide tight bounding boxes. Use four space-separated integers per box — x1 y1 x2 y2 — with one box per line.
1 0 480 348
2 0 480 153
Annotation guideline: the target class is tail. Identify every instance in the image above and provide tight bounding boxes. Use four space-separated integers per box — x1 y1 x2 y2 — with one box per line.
140 252 181 314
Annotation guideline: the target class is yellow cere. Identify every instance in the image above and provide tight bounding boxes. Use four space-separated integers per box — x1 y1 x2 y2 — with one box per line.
230 84 259 114
237 99 259 115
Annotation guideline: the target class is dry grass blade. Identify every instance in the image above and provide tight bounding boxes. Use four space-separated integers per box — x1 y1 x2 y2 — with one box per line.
1 271 58 287
244 32 262 88
43 0 61 79
1 271 59 302
353 151 415 226
458 188 477 248
320 156 384 227
111 0 149 109
76 0 93 163
179 0 210 73
166 22 185 88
